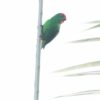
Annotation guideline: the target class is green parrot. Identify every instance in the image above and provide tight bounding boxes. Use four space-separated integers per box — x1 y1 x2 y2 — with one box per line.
41 13 66 49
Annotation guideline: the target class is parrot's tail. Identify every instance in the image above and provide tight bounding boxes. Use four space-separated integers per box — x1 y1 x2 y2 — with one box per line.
41 40 46 49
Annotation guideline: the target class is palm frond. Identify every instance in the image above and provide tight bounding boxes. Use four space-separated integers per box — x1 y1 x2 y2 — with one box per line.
87 20 100 24
54 60 100 73
86 20 100 30
64 70 100 77
86 24 100 31
54 89 100 98
69 37 100 43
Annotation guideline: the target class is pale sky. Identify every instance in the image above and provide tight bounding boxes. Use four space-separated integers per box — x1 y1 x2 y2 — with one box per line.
0 0 100 100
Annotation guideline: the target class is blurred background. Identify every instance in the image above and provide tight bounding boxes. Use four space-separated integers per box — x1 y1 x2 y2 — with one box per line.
0 0 100 100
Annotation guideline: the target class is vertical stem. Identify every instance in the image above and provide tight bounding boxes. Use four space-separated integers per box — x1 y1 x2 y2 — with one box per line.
34 0 43 100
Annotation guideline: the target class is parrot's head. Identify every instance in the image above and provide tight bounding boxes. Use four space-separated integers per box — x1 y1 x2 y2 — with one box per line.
51 13 66 24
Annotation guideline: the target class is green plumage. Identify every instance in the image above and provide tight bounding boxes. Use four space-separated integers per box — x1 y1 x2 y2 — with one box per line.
41 13 66 48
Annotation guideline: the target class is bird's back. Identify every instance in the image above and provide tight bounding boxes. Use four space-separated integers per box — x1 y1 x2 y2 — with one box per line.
42 19 60 48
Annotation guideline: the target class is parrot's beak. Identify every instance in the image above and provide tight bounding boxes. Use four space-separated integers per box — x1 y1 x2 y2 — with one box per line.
63 17 66 22
61 21 64 24
64 17 66 21
61 18 66 23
